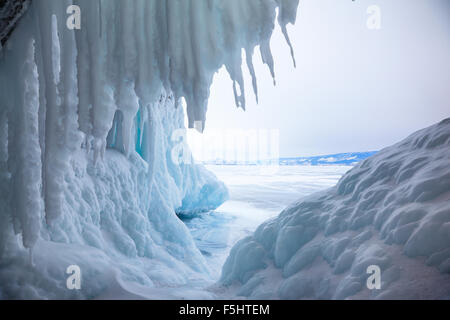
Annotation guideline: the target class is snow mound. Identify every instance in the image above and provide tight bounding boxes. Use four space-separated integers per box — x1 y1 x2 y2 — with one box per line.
220 119 450 299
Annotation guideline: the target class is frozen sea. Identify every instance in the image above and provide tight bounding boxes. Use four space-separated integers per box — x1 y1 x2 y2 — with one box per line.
182 165 353 279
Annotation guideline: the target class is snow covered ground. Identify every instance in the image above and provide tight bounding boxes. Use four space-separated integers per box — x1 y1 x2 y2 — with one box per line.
219 119 450 300
183 165 352 279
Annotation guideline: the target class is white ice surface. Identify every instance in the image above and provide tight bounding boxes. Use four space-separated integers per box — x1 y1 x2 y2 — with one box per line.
184 165 351 280
96 165 350 299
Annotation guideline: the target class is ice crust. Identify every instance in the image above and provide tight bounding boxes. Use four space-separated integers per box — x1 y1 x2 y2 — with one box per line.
220 119 450 299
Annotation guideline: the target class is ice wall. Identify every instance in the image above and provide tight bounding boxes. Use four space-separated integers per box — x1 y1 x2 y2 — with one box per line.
0 0 298 298
220 119 450 299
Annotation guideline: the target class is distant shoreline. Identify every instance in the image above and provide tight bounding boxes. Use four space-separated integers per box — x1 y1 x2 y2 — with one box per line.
201 151 378 166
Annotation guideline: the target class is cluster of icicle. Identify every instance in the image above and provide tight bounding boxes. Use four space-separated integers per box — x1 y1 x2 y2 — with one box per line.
0 0 298 251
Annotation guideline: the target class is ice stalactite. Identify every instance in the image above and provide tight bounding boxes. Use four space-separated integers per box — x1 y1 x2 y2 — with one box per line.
7 38 43 249
0 0 298 298
276 0 299 68
0 0 299 251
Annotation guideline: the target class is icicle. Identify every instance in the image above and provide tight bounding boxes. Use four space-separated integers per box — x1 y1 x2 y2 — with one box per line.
9 38 43 248
51 15 60 85
260 39 276 86
232 80 245 110
246 47 259 104
276 0 299 68
36 2 66 224
281 25 296 68
225 48 246 110
59 1 82 153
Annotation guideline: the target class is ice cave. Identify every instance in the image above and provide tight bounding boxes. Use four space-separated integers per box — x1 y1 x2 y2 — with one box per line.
0 0 449 300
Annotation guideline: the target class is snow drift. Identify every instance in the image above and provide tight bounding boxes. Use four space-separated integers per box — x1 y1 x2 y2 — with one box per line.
0 0 299 298
220 119 450 299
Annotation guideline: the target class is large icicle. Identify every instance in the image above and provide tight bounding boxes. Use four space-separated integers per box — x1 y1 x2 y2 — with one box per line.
7 38 43 249
276 0 299 67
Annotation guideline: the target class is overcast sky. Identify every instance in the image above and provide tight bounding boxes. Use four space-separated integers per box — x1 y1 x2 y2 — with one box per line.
188 0 450 158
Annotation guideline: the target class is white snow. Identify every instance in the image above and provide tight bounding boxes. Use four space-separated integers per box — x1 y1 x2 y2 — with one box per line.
219 119 450 299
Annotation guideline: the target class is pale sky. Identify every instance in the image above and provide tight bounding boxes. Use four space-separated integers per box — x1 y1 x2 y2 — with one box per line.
188 0 450 158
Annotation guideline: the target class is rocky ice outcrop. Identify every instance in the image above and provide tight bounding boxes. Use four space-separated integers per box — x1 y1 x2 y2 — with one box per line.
221 119 450 299
0 0 298 298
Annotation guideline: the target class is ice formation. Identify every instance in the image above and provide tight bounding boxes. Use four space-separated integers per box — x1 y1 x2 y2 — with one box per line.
0 0 299 298
220 119 450 299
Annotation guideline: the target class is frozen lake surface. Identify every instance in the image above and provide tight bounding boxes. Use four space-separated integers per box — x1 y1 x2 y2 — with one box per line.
182 165 352 279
